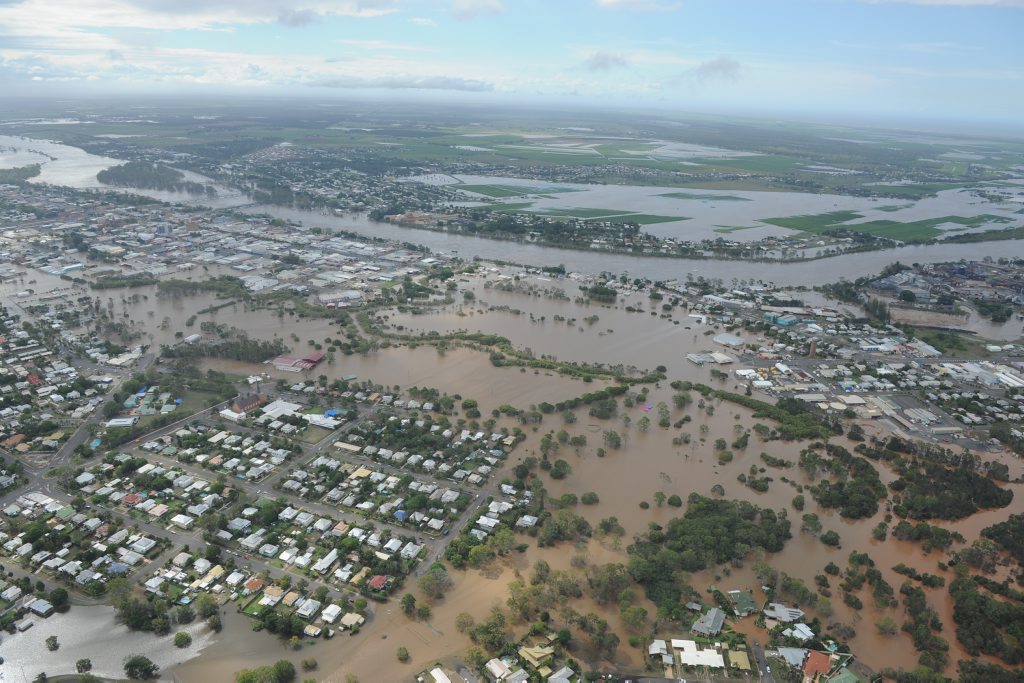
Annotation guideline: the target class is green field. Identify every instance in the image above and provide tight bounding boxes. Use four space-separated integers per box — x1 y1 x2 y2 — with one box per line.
762 211 863 231
660 191 750 202
457 184 536 197
763 211 1014 242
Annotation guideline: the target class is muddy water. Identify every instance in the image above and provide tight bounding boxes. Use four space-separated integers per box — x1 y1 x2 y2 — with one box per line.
0 604 216 681
388 274 744 378
203 345 605 415
252 204 1024 285
520 386 1023 675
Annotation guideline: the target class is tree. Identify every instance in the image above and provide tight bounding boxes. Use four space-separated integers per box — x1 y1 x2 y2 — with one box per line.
666 494 682 507
876 616 898 636
76 659 93 674
48 587 69 612
45 635 59 651
621 605 648 632
417 604 432 620
124 654 159 680
654 491 666 507
455 612 475 633
418 564 454 600
397 646 410 663
401 593 417 615
174 631 193 648
195 593 218 619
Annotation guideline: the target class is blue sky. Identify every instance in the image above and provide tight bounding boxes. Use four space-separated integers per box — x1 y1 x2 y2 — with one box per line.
0 0 1020 123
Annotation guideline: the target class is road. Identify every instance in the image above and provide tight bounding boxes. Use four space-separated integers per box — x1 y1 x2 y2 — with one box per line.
751 643 776 683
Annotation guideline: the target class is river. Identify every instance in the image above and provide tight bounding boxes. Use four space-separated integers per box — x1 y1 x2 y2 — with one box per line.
1 134 1020 285
249 205 1024 286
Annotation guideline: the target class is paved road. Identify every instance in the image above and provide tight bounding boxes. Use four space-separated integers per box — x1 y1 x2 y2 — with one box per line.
751 643 776 683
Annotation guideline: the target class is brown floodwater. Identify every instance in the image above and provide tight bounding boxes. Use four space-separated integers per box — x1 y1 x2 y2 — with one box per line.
9 263 1023 680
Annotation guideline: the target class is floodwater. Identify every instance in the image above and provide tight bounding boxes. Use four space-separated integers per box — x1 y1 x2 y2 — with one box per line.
1 134 1020 285
0 605 216 681
0 134 121 188
252 204 1024 286
411 173 1023 243
0 134 247 207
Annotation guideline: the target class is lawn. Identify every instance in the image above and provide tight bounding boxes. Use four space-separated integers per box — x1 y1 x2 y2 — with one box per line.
136 389 220 429
299 425 334 445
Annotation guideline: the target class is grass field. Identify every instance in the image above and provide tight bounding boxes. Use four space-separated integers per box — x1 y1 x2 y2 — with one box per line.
457 184 535 197
660 191 750 202
763 211 1014 242
136 389 219 429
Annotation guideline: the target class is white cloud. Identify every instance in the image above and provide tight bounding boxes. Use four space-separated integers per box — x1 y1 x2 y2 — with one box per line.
410 16 438 26
862 0 1024 6
583 51 628 71
595 0 682 10
338 39 435 52
314 74 493 90
452 0 502 21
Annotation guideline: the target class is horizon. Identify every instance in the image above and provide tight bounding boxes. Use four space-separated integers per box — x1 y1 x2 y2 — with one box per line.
0 0 1021 129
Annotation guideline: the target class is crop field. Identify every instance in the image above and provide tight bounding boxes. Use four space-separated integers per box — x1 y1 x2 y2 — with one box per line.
457 184 538 197
763 211 1014 241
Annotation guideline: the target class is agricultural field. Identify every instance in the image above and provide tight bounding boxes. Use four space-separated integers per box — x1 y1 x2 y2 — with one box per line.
762 211 1015 241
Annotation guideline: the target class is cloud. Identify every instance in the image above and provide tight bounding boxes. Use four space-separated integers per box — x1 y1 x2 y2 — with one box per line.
595 0 682 10
277 8 321 27
410 16 438 26
313 74 494 91
583 51 628 71
862 0 1024 5
689 56 740 82
338 39 434 52
452 0 502 20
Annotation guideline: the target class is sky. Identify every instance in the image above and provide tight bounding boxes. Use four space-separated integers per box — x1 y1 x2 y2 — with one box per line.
0 0 1021 124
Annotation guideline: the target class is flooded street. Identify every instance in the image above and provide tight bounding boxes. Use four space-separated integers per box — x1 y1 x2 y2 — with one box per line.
0 605 216 682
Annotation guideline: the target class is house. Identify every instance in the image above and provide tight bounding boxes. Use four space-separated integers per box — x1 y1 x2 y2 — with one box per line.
340 612 365 629
321 603 343 624
692 607 725 636
170 514 195 530
518 643 554 670
27 598 54 617
728 589 758 617
803 651 833 682
765 602 805 623
367 574 388 591
671 639 725 668
296 598 321 620
548 666 576 683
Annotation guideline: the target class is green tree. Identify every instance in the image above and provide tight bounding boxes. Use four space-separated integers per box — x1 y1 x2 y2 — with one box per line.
174 631 193 648
124 654 159 680
76 659 93 674
397 647 410 663
418 564 454 600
